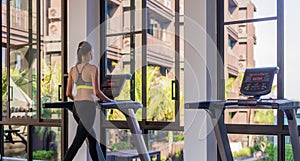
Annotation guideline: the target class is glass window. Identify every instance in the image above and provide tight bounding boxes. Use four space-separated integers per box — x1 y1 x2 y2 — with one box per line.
1 0 66 159
284 0 300 126
224 20 277 125
2 125 28 160
32 126 61 161
284 136 299 161
146 0 177 122
149 130 183 160
228 134 277 160
41 0 62 120
225 0 277 22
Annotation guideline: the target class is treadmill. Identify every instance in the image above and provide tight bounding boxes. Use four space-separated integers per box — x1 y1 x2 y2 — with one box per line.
44 74 151 161
185 67 300 161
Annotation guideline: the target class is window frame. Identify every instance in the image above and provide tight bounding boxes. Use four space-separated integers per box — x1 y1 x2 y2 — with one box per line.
218 0 289 160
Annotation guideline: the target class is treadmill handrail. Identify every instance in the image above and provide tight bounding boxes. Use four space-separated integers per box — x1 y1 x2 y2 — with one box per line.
43 100 144 111
185 99 300 110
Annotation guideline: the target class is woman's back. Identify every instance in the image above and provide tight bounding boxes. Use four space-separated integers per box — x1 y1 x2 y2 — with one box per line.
72 63 97 101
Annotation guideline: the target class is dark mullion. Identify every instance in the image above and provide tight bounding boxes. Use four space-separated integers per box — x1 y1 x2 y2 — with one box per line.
36 0 41 123
141 0 147 126
278 134 284 161
226 124 291 135
0 120 62 126
99 0 107 159
217 0 225 100
6 0 11 120
61 0 68 156
277 0 284 99
277 110 284 161
224 16 277 25
277 0 285 160
99 0 107 83
130 0 136 101
27 125 33 160
174 0 180 126
28 0 33 108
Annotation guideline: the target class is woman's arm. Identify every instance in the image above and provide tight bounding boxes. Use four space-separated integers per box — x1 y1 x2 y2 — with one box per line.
66 67 74 100
92 67 114 102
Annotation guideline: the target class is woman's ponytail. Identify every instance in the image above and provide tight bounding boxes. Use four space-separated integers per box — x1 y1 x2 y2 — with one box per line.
76 41 92 65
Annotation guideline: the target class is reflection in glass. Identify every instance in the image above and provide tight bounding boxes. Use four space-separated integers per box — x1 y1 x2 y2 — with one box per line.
32 126 61 161
41 0 62 119
285 136 296 161
9 45 37 119
2 47 7 119
225 109 277 125
106 129 136 157
8 0 38 119
106 34 142 121
3 125 28 160
106 0 142 35
106 129 166 160
148 130 183 161
228 134 277 160
224 21 277 125
224 0 277 22
146 0 176 122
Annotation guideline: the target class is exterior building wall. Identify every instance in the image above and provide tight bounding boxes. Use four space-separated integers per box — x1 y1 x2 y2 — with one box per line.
107 0 177 74
224 0 258 149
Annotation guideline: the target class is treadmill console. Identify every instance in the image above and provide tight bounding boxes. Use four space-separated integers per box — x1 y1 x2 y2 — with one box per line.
240 67 279 98
101 74 132 99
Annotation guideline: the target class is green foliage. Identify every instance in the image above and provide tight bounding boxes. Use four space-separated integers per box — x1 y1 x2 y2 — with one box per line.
264 142 277 161
111 141 133 152
109 66 183 121
161 156 167 161
24 150 55 161
2 69 7 109
225 77 236 99
33 150 55 161
254 110 274 123
232 147 252 158
285 144 294 161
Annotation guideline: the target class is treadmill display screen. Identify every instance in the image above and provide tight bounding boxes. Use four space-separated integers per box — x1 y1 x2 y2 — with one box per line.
101 74 131 99
240 67 278 97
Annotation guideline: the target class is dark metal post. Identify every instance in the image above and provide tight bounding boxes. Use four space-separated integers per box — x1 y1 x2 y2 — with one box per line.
141 0 147 128
99 0 107 83
61 0 68 157
277 0 285 160
277 0 284 100
217 0 225 101
99 0 108 159
27 125 33 160
37 0 41 122
6 0 11 119
130 0 136 101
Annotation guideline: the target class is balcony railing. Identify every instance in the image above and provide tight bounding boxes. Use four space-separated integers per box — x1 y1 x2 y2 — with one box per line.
2 4 37 33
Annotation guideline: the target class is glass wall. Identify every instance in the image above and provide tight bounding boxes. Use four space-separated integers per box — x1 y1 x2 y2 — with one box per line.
102 0 183 160
1 0 66 160
2 125 28 160
222 0 296 160
284 0 300 126
228 134 277 160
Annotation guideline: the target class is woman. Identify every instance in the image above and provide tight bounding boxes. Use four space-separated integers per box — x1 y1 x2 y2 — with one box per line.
64 41 113 161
